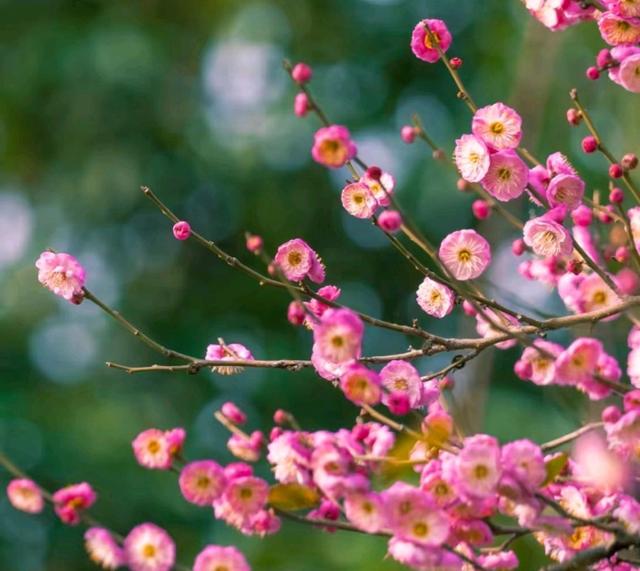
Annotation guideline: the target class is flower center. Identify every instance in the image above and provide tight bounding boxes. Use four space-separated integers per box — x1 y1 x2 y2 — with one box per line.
457 249 472 263
196 476 211 489
592 290 607 305
393 378 408 390
239 487 253 499
490 121 504 134
423 30 440 49
474 464 489 479
288 251 302 267
147 440 161 454
331 335 344 348
319 139 346 164
413 522 429 537
362 501 374 514
497 167 511 182
142 544 157 558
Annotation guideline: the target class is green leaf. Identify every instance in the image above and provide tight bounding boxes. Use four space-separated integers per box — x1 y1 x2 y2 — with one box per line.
268 483 320 511
543 453 568 486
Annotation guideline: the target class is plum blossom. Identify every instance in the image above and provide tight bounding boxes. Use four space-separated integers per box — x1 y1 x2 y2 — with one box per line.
311 125 357 168
274 238 325 284
84 528 126 570
472 103 523 151
124 523 175 571
454 134 490 182
6 478 44 514
411 19 452 63
416 277 455 318
35 251 85 303
439 229 491 280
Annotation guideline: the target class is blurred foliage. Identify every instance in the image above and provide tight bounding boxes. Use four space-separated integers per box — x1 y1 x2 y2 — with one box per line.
0 0 638 569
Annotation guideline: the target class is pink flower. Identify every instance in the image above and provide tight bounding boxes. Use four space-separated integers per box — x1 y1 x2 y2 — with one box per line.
53 482 97 525
6 478 44 514
361 170 395 207
614 496 640 534
514 339 563 385
344 492 388 533
172 221 191 240
221 402 247 425
608 0 640 18
547 151 578 177
577 273 621 314
523 216 573 257
501 439 546 491
340 364 382 405
380 360 423 409
304 284 341 322
341 182 377 219
472 103 523 151
438 229 491 280
193 545 251 571
475 309 519 350
454 134 490 182
619 53 640 92
555 338 603 385
132 429 173 470
416 277 455 318
377 210 402 233
205 342 254 375
227 431 264 463
165 428 186 457
546 174 585 211
84 527 126 570
628 347 640 387
219 476 268 519
477 551 519 570
312 308 363 366
598 12 640 46
35 251 86 303
267 431 314 485
573 433 628 493
274 238 325 283
480 150 528 201
179 460 227 506
410 19 452 63
124 523 175 571
311 125 357 169
452 435 502 498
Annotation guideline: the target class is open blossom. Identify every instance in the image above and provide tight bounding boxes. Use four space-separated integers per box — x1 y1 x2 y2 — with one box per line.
472 103 522 151
451 435 502 498
438 229 491 281
205 342 254 375
555 337 602 385
410 19 452 63
577 273 621 314
619 53 640 92
361 170 395 207
340 364 381 405
454 134 490 182
311 125 357 168
6 478 44 514
304 284 341 322
84 528 126 570
416 277 455 318
124 523 175 571
573 433 628 493
345 492 388 533
179 460 227 506
380 360 422 409
515 339 563 385
227 431 264 463
219 476 268 520
523 216 573 257
312 308 363 365
501 440 546 491
274 238 325 284
53 482 97 525
132 428 173 470
480 150 528 201
267 431 314 485
193 545 251 571
598 12 640 45
341 182 377 219
546 174 585 211
35 251 85 303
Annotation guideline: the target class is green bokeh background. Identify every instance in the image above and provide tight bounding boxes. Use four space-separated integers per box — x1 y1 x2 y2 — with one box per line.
0 1 638 569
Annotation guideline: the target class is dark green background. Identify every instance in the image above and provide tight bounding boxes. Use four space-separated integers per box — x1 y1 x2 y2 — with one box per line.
0 0 638 569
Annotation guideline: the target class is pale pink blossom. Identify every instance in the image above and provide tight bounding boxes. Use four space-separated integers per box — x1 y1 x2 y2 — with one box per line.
555 338 602 385
598 12 640 46
523 216 573 258
344 492 388 533
514 339 563 385
480 150 528 201
410 19 452 63
472 103 523 151
132 429 173 470
35 251 85 303
205 342 254 375
438 229 491 280
416 277 455 318
619 53 640 93
501 439 546 491
6 478 44 514
84 527 126 570
454 134 490 182
311 125 357 169
341 182 377 219
124 523 175 571
546 174 585 211
380 360 422 409
475 309 519 350
361 170 395 207
451 435 502 498
193 545 250 571
312 308 363 367
274 238 325 284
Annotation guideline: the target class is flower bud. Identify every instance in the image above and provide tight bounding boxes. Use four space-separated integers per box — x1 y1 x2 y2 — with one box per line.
566 108 582 126
377 210 402 233
472 199 490 220
172 221 191 241
291 62 312 84
449 57 463 69
602 405 621 424
622 153 638 171
386 391 411 415
246 233 263 254
624 390 640 412
294 93 310 117
609 163 623 179
462 300 476 317
581 136 598 153
586 66 600 80
287 301 305 326
365 165 382 180
615 246 630 263
273 409 289 425
596 48 612 68
221 402 247 425
400 125 417 144
609 187 624 204
511 239 525 256
571 204 593 226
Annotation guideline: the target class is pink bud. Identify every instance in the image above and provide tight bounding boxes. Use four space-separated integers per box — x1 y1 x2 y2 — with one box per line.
449 57 463 69
609 163 623 179
586 66 600 80
622 153 638 171
462 300 476 317
571 204 593 226
221 402 247 425
246 234 263 254
365 166 382 180
581 136 598 153
598 205 614 223
602 405 621 424
386 392 411 416
172 221 191 240
377 210 402 233
225 462 253 480
624 390 640 412
566 259 583 275
294 92 310 117
596 48 612 68
610 187 624 204
456 178 469 192
511 239 525 256
291 62 312 84
249 430 264 448
352 424 370 440
400 125 417 144
566 108 582 126
514 360 532 380
287 301 305 326
267 261 277 275
273 409 289 425
546 205 567 223
472 199 490 220
270 427 283 441
615 246 629 263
